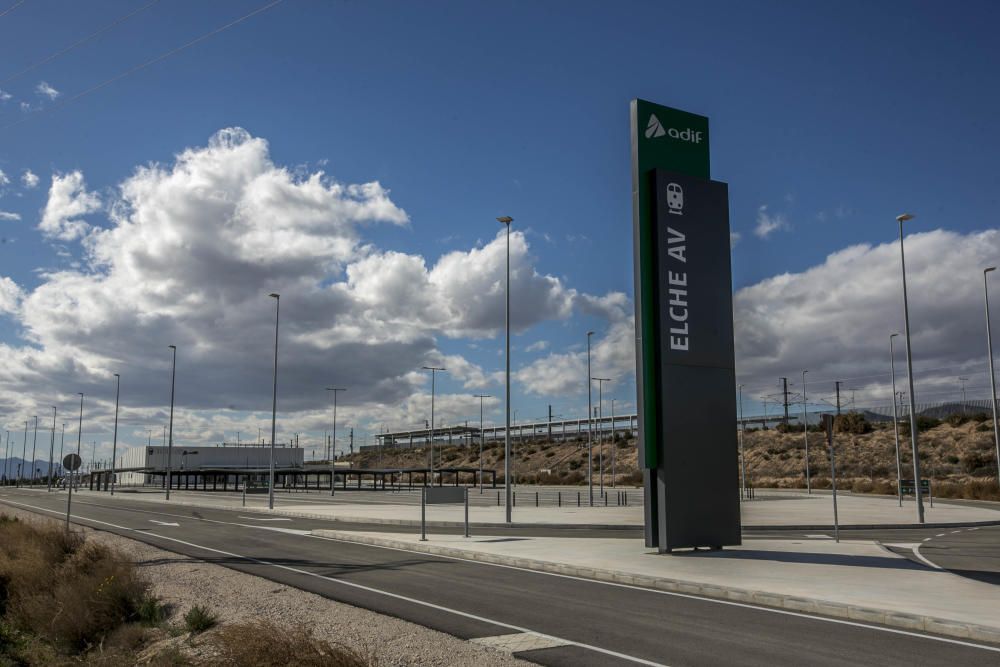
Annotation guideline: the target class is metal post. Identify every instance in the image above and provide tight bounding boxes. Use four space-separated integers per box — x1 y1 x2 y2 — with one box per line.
802 370 810 494
268 293 280 511
984 267 1000 489
110 374 120 495
897 214 924 523
464 489 470 538
476 394 490 493
738 384 746 499
30 416 37 485
498 216 513 523
587 330 594 506
47 407 57 491
890 334 903 506
611 398 616 488
593 377 610 496
420 486 427 541
422 367 445 475
2 431 9 486
166 345 177 501
58 423 65 478
19 420 27 487
824 415 839 543
68 393 83 532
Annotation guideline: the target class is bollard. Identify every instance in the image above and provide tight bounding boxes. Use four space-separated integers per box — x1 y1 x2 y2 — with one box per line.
577 491 581 507
558 491 561 507
242 488 246 507
464 490 470 539
420 487 427 541
497 491 500 506
535 491 539 507
513 491 516 507
604 493 608 507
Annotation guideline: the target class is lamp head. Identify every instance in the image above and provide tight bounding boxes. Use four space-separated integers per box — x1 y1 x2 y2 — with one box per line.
168 344 176 350
496 216 513 225
986 267 997 274
896 213 915 223
269 293 279 299
890 332 899 339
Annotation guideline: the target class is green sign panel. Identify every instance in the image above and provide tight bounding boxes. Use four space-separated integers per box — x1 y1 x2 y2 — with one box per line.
631 99 711 469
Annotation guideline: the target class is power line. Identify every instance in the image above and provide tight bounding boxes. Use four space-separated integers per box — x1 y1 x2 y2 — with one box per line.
1 0 162 85
0 1 27 21
2 0 285 131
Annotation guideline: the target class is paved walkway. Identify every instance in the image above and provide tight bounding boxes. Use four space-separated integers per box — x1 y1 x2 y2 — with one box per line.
312 527 1000 642
84 487 1000 528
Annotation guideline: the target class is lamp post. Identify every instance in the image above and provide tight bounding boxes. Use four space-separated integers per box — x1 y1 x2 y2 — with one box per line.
58 424 65 478
110 373 120 495
18 420 27 487
29 416 37 485
421 367 445 475
896 213 924 523
166 345 177 501
592 377 610 496
47 407 57 491
611 398 616 488
2 431 8 486
958 376 969 414
802 370 810 494
984 267 1000 489
497 215 513 523
68 393 83 532
890 333 903 506
268 293 280 511
475 394 490 492
587 330 595 506
326 387 345 493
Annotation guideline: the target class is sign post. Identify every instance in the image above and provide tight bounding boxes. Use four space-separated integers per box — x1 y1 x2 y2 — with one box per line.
631 99 740 552
62 452 82 533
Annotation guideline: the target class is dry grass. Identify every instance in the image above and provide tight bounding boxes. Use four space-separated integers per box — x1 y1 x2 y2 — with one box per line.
211 621 376 667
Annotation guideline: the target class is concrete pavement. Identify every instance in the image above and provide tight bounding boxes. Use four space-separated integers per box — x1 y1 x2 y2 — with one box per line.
2 487 999 666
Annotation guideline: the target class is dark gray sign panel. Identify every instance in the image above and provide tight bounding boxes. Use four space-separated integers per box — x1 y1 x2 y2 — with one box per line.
650 169 740 551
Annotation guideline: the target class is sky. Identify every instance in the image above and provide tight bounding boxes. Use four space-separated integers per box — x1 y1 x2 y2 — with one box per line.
0 0 998 465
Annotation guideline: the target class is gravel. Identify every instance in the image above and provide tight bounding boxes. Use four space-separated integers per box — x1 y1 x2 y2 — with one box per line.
0 506 530 667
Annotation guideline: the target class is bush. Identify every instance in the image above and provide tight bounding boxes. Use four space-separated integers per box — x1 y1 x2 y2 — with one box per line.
946 414 969 427
183 605 218 634
834 413 871 434
212 621 375 667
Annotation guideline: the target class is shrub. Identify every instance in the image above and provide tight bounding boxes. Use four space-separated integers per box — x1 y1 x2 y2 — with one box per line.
183 605 218 634
946 414 969 427
212 621 375 667
834 413 871 434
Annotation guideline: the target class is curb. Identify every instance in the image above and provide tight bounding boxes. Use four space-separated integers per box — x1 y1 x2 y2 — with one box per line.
310 529 1000 646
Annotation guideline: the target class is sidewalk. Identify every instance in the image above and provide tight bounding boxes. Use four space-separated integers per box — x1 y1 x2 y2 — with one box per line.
311 528 1000 644
73 487 1000 529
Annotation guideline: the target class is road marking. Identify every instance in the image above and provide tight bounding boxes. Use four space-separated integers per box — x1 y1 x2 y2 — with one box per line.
471 632 572 653
237 516 292 521
911 544 944 570
4 494 999 656
0 497 668 667
936 533 947 537
805 534 832 539
149 519 179 527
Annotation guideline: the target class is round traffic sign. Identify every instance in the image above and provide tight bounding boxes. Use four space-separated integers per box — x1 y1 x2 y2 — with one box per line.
63 453 82 472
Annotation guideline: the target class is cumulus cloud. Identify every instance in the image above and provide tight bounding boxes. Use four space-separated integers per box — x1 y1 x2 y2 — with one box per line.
0 127 604 450
730 231 741 249
39 171 101 240
21 170 38 189
35 81 59 100
734 228 1000 404
754 205 789 239
0 211 21 221
0 170 8 186
0 89 12 102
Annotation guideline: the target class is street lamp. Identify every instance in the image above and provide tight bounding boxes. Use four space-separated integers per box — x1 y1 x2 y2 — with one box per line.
592 377 610 496
802 370 810 494
958 376 969 414
475 394 491 492
110 373 120 495
29 416 37 485
896 212 924 523
497 215 513 523
268 293 279 511
421 367 445 476
166 345 177 501
47 407 57 492
2 431 9 486
68 393 83 531
984 267 1000 489
326 387 345 464
890 333 903 506
587 330 595 506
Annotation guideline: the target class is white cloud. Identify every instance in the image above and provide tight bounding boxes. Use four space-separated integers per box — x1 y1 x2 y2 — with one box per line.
35 81 59 100
39 171 101 241
0 277 22 313
525 340 548 352
21 170 38 189
0 211 21 221
0 89 12 102
730 231 741 249
0 170 9 186
754 204 789 239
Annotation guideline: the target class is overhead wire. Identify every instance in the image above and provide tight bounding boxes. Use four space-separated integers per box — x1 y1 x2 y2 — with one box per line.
0 0 26 20
1 0 286 131
1 0 162 85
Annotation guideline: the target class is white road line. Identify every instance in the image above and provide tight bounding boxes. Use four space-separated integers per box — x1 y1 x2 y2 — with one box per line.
148 519 179 526
237 516 292 521
0 497 666 667
936 533 947 537
910 545 943 570
4 495 1000 655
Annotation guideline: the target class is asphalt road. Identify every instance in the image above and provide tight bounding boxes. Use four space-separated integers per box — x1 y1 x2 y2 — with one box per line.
1 489 998 666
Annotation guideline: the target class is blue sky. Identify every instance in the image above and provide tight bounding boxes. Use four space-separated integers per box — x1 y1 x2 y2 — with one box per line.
1 0 998 459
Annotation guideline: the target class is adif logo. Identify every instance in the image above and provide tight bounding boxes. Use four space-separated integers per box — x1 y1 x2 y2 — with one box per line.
645 114 704 143
645 114 666 138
